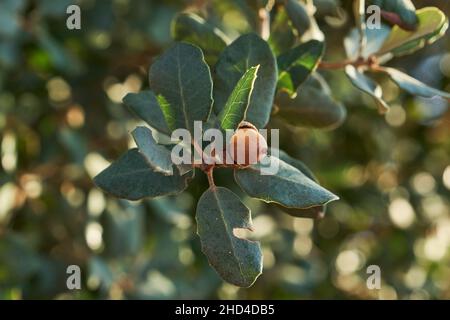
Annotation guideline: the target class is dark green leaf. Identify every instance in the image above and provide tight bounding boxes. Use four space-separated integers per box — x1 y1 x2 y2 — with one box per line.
345 65 389 113
132 126 174 175
171 13 230 65
94 149 191 200
219 65 259 130
268 7 295 55
313 0 341 18
234 155 339 208
276 149 317 181
285 0 311 36
155 94 176 132
277 40 324 96
149 42 213 133
274 149 326 218
372 0 418 29
214 34 277 128
196 187 262 287
123 91 171 135
274 84 346 129
377 67 450 99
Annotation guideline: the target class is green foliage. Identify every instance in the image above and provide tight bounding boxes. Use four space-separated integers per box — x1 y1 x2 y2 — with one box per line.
275 82 347 129
123 91 171 135
277 40 324 96
268 7 295 55
148 42 213 133
345 65 389 113
377 67 450 99
273 150 327 219
234 156 338 208
219 65 260 130
196 187 262 287
371 0 418 29
94 149 191 200
344 6 449 112
1 0 450 298
344 25 391 59
131 126 174 175
285 0 311 36
213 34 278 129
171 12 230 65
89 0 450 287
377 7 448 57
94 24 338 285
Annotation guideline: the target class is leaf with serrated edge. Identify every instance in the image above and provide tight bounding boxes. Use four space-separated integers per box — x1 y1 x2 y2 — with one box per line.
149 42 213 134
345 65 390 113
219 65 259 130
214 34 277 129
234 155 339 209
132 126 173 175
196 187 262 287
94 149 191 200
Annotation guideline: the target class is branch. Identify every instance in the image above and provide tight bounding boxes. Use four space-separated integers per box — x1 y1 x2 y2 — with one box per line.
318 56 377 70
206 167 216 188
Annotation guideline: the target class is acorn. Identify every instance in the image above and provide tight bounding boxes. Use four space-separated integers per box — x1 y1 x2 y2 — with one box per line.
229 121 268 166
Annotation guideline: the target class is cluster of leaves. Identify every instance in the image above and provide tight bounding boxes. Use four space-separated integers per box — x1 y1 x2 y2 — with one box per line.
94 0 449 287
345 1 450 114
93 0 449 287
94 37 337 287
1 0 449 298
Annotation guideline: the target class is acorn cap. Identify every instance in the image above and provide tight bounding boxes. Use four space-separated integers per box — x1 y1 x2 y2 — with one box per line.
237 121 257 130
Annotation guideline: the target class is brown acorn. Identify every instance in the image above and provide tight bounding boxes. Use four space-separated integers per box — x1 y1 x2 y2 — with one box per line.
229 121 268 166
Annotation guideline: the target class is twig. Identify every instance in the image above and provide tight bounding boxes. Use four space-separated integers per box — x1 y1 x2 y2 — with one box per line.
354 0 367 58
318 56 377 70
206 167 216 188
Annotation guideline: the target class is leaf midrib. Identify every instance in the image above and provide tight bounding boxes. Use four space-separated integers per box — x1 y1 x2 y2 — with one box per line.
176 45 191 132
212 188 247 283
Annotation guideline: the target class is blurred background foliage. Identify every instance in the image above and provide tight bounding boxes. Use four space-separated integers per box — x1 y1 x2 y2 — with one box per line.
0 0 450 299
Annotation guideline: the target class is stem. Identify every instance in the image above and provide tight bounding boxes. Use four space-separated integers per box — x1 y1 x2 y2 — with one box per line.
258 0 275 41
354 0 367 58
258 8 271 40
318 56 377 70
206 167 216 188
